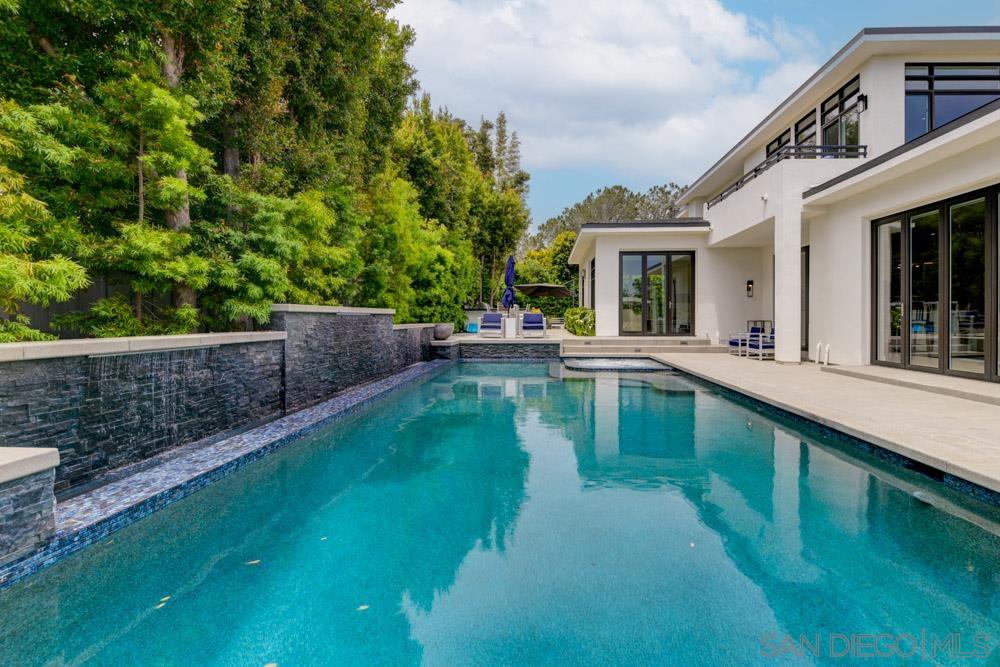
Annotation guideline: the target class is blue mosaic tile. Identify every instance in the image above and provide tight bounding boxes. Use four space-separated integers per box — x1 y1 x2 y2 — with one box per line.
0 360 452 590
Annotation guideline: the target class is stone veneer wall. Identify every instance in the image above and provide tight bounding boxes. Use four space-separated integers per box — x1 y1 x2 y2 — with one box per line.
0 470 55 566
0 308 435 494
269 306 433 411
0 339 285 493
458 343 561 360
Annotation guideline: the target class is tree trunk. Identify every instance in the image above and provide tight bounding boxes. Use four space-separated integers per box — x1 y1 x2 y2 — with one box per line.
222 122 240 224
137 129 145 223
134 291 143 321
223 123 240 178
159 30 196 310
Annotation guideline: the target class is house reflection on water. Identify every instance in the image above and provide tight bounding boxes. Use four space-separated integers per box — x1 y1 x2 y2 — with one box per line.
550 365 1000 643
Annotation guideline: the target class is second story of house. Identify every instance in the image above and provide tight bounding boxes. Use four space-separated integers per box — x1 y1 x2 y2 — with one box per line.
678 27 1000 236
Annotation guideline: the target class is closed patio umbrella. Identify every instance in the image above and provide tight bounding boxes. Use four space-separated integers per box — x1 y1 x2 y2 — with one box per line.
514 283 573 299
501 255 516 313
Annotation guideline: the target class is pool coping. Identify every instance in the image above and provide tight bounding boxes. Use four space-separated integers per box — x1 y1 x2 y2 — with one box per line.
0 359 453 590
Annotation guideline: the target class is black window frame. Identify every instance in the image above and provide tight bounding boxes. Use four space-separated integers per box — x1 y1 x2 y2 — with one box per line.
765 128 791 157
589 258 595 309
904 63 1000 142
618 251 696 337
794 110 817 147
871 184 999 383
820 75 861 147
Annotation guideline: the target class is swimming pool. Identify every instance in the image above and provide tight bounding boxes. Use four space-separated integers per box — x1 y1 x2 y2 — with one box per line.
0 362 997 665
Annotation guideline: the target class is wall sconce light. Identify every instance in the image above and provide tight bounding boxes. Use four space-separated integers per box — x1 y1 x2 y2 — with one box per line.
746 280 754 298
857 94 868 113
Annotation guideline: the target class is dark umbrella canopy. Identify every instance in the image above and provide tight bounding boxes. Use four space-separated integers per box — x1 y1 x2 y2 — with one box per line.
515 283 573 298
501 255 516 310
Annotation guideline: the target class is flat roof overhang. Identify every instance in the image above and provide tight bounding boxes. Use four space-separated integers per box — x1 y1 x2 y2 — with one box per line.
802 102 1000 208
679 26 1000 206
567 220 710 265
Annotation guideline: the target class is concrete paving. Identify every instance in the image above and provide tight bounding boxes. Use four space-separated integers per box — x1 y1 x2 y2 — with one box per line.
821 364 1000 407
652 354 1000 495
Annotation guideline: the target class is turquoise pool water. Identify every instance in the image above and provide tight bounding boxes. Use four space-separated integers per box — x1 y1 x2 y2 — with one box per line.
1 362 998 665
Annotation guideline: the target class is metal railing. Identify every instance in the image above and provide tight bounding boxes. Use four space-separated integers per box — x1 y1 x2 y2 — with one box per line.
706 144 868 208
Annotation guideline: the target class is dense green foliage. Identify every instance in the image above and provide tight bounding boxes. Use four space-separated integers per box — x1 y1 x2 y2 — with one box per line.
0 0 530 338
564 307 595 337
516 231 577 318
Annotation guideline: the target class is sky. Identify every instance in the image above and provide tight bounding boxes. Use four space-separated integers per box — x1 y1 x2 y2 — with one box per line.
390 0 1000 228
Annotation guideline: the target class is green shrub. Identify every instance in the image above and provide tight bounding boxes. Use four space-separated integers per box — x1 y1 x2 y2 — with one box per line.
564 307 595 336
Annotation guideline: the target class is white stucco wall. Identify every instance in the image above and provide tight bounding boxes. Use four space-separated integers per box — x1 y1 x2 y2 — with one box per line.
591 232 764 339
807 130 1000 366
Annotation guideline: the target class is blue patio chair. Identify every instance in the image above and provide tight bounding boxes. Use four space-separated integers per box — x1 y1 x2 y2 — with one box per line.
729 326 762 356
521 312 546 338
747 329 775 360
479 312 503 338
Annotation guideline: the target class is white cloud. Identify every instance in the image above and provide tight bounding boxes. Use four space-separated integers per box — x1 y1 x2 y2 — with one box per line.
391 0 821 184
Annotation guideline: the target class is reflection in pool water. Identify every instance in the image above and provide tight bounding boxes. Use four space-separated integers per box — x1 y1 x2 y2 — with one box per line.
0 362 997 665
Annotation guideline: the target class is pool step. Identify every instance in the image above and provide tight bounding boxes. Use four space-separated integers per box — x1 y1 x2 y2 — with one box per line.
561 337 729 356
562 345 729 355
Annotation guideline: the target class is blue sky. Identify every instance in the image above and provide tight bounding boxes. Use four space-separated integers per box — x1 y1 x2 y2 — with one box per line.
392 1 1000 228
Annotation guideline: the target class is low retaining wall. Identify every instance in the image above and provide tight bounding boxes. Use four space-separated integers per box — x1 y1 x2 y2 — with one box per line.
0 449 58 566
0 308 436 493
0 334 286 492
432 340 561 361
270 305 434 411
0 307 436 562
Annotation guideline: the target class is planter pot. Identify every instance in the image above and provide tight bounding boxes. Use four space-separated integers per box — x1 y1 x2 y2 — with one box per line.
433 323 455 340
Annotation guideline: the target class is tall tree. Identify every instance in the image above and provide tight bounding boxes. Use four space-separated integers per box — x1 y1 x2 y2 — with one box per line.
0 0 532 337
530 182 688 248
0 100 89 340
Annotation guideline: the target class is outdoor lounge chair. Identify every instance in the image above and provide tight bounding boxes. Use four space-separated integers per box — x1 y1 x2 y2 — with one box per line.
746 329 775 360
479 312 504 338
728 326 762 356
521 312 546 338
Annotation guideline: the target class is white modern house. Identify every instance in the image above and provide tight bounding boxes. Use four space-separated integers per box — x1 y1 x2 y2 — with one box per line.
569 26 1000 383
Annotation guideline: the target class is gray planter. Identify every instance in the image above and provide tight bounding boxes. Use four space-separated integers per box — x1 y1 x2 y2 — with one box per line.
433 323 455 340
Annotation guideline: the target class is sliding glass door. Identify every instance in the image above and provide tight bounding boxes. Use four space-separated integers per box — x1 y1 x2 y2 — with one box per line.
872 186 998 382
874 221 902 363
909 210 940 369
949 198 987 375
620 252 695 336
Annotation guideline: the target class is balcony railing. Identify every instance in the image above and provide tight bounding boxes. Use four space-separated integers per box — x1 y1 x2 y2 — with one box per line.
706 144 868 208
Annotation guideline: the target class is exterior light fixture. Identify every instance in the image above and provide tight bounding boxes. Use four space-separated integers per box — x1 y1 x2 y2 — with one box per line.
857 94 868 113
746 280 754 298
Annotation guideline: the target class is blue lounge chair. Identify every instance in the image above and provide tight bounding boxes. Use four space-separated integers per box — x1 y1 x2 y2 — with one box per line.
729 326 762 356
521 312 546 338
479 312 503 338
747 329 775 360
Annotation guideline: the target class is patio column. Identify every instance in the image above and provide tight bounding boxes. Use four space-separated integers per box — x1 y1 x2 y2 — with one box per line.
773 199 802 364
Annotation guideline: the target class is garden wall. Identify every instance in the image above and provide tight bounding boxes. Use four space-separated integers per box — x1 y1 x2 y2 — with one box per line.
270 305 435 411
0 334 286 493
0 306 435 493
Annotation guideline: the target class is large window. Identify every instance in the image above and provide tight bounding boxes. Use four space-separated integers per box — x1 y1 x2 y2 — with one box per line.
766 129 791 157
874 221 902 363
905 64 1000 142
872 187 999 381
795 111 817 147
821 76 861 147
619 252 695 336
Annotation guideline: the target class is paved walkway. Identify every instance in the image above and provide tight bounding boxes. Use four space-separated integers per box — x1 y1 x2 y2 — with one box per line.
652 354 1000 495
821 364 1000 406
